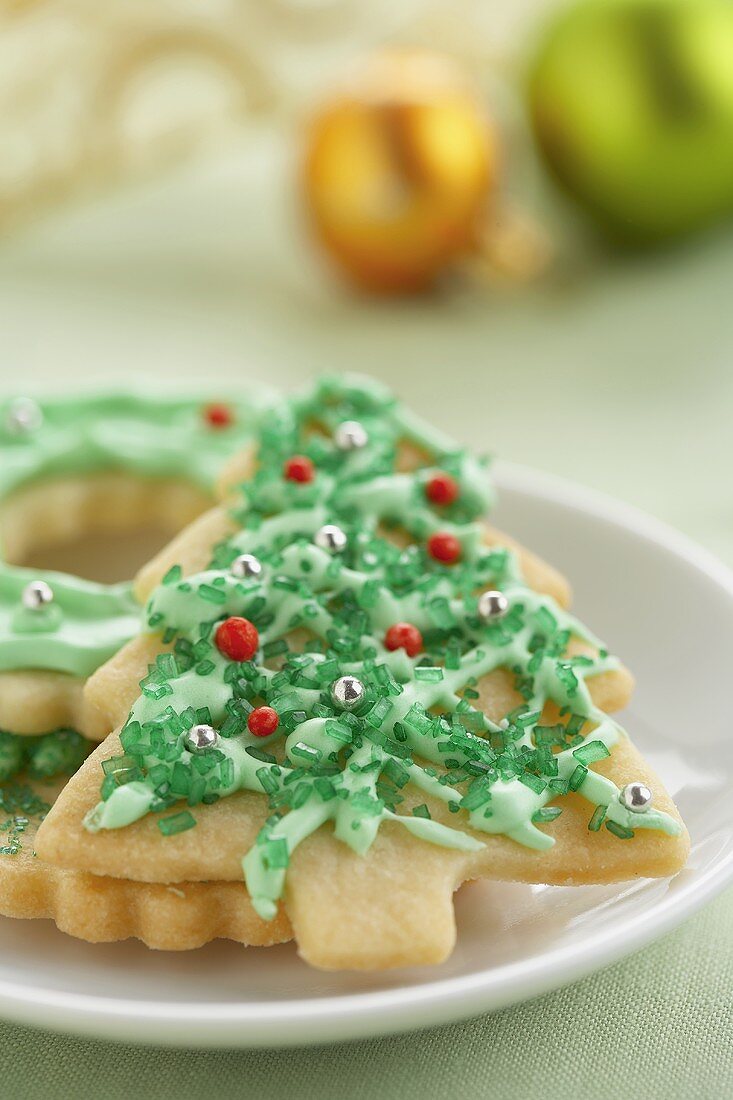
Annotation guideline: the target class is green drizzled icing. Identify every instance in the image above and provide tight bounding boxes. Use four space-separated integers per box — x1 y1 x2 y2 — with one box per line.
0 567 140 678
0 391 276 501
84 376 681 919
0 388 275 682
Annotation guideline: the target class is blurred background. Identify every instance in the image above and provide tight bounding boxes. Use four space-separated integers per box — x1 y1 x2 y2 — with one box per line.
0 0 731 556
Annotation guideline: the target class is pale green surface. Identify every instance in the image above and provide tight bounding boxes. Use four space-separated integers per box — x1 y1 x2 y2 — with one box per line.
0 891 729 1100
0 136 730 1095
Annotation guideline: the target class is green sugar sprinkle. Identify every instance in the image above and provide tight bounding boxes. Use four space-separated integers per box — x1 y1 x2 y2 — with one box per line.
568 764 588 792
414 666 444 683
157 810 196 836
162 564 183 586
532 806 562 824
86 376 682 923
0 730 88 787
198 584 228 605
572 740 611 766
460 784 491 811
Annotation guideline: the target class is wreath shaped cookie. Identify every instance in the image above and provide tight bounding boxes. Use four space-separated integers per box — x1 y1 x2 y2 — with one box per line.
0 389 275 742
0 388 275 906
10 378 688 966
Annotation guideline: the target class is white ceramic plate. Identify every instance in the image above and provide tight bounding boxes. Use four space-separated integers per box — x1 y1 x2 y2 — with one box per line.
0 463 731 1048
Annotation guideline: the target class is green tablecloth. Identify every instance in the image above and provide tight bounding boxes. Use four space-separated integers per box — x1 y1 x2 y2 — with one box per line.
0 890 729 1099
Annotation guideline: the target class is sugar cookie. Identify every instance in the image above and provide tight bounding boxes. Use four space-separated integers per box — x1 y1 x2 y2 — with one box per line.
0 771 290 949
33 377 688 968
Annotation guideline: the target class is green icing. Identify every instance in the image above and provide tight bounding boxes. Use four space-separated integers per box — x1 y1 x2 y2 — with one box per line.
0 390 276 500
0 567 140 677
0 388 275 682
84 375 681 920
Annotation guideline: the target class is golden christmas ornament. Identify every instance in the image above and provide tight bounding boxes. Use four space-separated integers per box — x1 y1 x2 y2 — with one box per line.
302 51 498 294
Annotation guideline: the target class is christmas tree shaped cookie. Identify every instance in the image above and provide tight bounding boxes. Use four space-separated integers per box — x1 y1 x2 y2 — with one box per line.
34 377 688 969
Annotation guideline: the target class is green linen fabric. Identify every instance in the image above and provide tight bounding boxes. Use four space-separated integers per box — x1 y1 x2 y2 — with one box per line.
0 888 729 1100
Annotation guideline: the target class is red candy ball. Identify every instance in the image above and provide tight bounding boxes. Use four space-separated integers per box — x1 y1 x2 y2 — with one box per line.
427 531 461 564
425 472 459 506
385 622 423 657
284 455 315 483
248 706 280 738
215 616 259 661
203 403 234 429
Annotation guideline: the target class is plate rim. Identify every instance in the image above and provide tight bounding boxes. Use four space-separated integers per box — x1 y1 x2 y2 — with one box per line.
1 461 731 1047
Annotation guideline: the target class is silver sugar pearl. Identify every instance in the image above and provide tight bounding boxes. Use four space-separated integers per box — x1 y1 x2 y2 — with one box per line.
6 397 43 436
185 724 219 754
231 553 263 580
314 524 348 555
22 579 54 611
334 420 368 452
619 782 653 814
331 675 365 711
477 590 509 621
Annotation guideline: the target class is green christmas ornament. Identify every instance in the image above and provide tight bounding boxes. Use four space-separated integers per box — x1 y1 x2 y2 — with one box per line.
529 0 733 242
